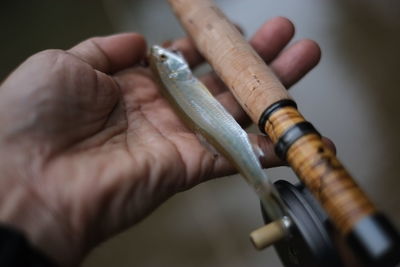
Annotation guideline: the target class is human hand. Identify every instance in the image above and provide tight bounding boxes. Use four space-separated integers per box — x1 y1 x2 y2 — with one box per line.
0 17 322 266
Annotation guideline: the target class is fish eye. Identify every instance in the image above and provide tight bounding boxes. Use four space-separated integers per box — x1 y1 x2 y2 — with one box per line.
159 54 168 61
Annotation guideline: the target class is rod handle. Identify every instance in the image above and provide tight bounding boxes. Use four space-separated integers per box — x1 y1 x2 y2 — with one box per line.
167 0 400 264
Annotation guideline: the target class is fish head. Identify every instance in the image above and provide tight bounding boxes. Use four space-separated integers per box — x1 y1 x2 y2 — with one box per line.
150 45 191 80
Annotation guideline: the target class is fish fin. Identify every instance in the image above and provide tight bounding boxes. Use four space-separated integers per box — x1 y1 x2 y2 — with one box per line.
252 142 265 163
195 132 219 157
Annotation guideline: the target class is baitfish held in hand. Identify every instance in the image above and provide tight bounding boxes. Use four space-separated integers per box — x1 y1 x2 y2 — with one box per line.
149 45 286 221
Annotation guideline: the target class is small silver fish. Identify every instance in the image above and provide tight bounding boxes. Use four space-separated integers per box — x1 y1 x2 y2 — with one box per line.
149 45 286 220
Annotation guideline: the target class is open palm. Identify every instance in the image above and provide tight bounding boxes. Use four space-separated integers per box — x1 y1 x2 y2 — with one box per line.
0 17 321 266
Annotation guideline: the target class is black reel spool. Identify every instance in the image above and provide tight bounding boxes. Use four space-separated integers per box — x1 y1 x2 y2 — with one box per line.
261 180 343 267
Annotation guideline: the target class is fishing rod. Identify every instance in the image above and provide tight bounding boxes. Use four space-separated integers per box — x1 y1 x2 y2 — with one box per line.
167 0 400 266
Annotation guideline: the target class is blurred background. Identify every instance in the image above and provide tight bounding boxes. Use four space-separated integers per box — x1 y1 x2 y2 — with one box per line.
1 0 400 266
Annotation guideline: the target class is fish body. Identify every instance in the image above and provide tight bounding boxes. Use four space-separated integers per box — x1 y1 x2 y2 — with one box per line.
149 45 285 220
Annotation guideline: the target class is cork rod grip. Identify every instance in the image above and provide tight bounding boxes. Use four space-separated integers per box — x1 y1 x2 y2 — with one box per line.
167 0 377 235
168 0 290 123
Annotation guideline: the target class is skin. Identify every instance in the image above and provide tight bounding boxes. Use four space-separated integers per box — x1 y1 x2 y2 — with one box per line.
0 17 327 266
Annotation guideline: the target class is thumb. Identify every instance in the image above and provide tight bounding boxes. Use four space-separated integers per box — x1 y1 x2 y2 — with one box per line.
68 33 147 74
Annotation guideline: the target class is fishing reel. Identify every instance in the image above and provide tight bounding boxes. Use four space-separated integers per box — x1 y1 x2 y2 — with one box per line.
250 180 400 267
253 180 342 267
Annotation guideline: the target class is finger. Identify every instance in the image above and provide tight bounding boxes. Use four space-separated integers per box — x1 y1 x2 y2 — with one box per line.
68 33 147 73
206 135 336 180
166 24 244 69
216 91 250 126
249 135 336 168
321 136 336 155
270 39 321 88
198 135 277 181
201 72 226 95
164 37 204 68
250 16 295 63
200 72 252 126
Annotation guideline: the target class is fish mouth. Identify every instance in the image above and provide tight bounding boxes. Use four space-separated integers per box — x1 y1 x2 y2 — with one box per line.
150 45 169 62
150 45 163 55
150 45 188 68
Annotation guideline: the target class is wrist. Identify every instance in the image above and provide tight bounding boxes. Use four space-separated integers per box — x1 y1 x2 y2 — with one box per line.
0 171 85 267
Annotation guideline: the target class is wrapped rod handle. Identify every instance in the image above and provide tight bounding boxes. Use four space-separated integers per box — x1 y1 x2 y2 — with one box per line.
167 0 400 265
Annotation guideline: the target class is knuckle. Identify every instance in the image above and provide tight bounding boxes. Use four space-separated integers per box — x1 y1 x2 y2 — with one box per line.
33 49 67 60
30 49 70 67
26 49 80 76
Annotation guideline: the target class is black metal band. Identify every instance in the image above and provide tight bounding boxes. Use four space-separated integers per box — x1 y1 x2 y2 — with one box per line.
275 121 320 160
258 99 298 134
